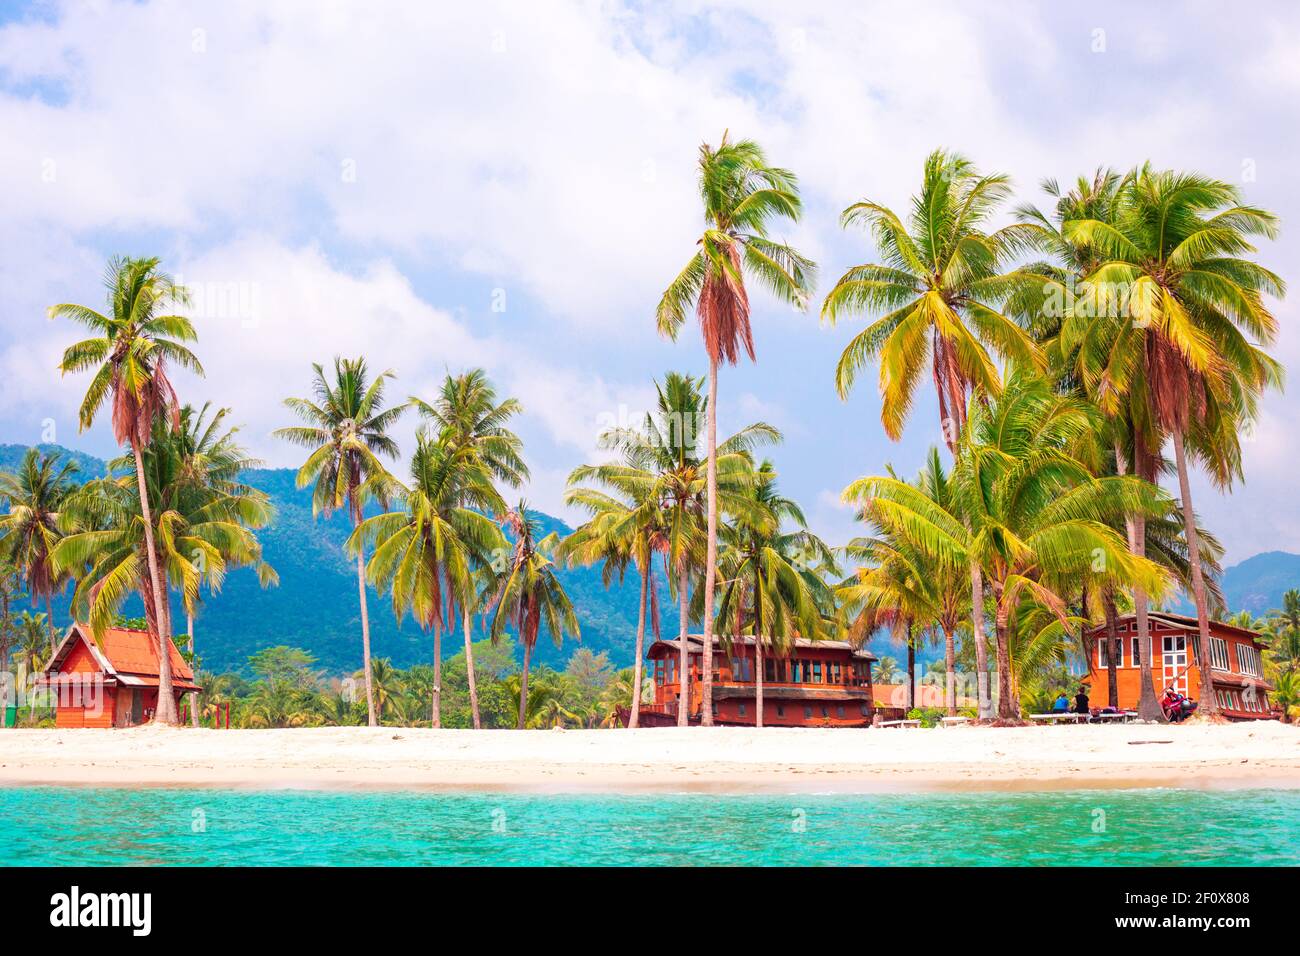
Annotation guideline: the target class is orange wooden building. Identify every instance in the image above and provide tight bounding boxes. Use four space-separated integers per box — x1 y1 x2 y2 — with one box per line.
638 634 877 727
37 623 200 728
1083 612 1275 720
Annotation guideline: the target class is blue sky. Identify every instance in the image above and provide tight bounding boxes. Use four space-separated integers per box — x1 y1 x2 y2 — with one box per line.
1 1 1297 562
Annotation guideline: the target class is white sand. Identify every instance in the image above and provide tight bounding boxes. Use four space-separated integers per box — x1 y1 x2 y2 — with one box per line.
1 722 1297 792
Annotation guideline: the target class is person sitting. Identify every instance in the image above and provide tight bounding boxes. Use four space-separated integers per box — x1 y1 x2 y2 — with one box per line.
1051 692 1070 713
1074 688 1090 716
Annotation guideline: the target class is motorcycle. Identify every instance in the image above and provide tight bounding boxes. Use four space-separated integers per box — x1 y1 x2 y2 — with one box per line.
1161 691 1198 723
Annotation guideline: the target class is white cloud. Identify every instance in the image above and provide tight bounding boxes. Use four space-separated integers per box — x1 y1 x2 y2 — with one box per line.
3 0 1300 559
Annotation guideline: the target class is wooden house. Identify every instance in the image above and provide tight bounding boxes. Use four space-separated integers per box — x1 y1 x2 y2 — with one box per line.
1083 612 1275 720
36 622 199 728
638 634 876 727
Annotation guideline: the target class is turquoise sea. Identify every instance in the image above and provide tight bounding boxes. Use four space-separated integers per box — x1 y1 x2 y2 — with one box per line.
2 786 1298 866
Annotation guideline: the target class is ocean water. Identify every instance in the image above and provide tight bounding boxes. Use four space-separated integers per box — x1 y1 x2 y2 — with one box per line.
1 786 1297 866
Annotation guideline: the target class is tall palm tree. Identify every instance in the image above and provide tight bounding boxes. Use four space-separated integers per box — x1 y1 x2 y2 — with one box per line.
275 358 405 727
486 503 579 729
657 132 815 725
0 449 79 654
823 151 1044 718
411 369 526 729
710 459 835 726
1061 166 1285 717
578 372 777 725
349 431 505 728
51 256 202 724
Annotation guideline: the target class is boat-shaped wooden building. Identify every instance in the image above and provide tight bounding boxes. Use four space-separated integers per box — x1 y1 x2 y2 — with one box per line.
637 634 877 727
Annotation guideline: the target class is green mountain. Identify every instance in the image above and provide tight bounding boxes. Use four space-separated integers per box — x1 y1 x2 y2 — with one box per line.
0 444 663 675
1220 551 1300 614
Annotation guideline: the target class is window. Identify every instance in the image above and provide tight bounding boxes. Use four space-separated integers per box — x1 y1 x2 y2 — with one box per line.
860 703 869 717
738 703 746 716
820 706 829 718
765 658 777 682
1238 644 1263 678
803 706 813 719
1131 637 1143 666
1098 638 1124 669
1209 637 1230 671
836 706 846 719
812 661 823 683
792 660 803 683
776 704 785 718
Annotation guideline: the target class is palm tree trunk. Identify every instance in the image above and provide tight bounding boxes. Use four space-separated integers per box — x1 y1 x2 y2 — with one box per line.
700 358 719 726
1116 441 1164 721
354 537 377 728
132 435 177 726
971 563 992 720
44 594 56 656
943 626 956 716
906 620 916 712
431 615 442 729
753 573 764 729
188 611 199 728
1102 590 1121 710
676 562 690 726
517 640 532 730
1172 428 1219 718
463 608 481 730
629 562 648 728
993 592 1016 720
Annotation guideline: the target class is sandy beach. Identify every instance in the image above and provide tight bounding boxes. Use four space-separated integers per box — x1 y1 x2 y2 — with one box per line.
0 722 1298 792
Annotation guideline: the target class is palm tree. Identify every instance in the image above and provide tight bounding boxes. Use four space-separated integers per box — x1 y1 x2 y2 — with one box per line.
846 372 1172 720
0 449 79 654
411 369 526 729
275 357 405 727
823 149 1045 445
1265 590 1300 677
51 256 202 724
163 403 278 724
15 610 48 675
711 459 835 726
657 132 815 725
349 432 505 728
1271 671 1300 723
1061 166 1284 717
822 151 1044 718
486 503 579 729
840 450 969 715
54 413 275 663
561 447 666 728
575 372 777 725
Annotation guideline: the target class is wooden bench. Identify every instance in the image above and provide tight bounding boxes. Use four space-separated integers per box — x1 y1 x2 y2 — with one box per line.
1029 712 1086 724
879 719 922 728
939 716 971 727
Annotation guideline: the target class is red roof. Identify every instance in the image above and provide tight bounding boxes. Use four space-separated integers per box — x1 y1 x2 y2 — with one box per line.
44 623 195 683
93 625 194 681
